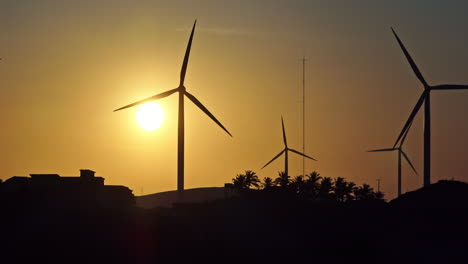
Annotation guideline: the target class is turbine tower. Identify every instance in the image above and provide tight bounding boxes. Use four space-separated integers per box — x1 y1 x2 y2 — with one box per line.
261 117 317 176
391 27 468 187
114 20 232 200
368 120 417 197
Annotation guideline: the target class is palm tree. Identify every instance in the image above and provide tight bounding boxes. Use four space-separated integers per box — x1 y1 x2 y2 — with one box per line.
291 175 306 195
274 171 290 189
354 184 374 200
375 191 384 200
232 174 248 190
344 182 356 201
333 177 347 202
262 177 275 190
244 170 260 189
318 177 333 200
305 171 322 198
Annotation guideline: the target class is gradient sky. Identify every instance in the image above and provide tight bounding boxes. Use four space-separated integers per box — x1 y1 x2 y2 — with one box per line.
1 0 468 199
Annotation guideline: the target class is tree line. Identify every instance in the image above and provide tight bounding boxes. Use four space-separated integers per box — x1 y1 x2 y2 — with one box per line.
231 170 384 202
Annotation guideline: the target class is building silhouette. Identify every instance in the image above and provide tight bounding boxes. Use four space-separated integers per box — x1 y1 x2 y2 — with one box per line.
0 169 134 209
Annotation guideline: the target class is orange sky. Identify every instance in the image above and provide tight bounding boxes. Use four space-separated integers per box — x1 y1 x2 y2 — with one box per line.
1 0 468 199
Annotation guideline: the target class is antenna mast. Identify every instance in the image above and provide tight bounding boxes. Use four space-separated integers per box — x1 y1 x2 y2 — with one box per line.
302 57 306 177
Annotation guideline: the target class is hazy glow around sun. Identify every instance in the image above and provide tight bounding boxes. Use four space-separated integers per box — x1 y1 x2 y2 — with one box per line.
136 102 164 131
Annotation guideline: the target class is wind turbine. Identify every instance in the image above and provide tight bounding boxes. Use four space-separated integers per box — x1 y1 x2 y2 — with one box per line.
114 20 232 200
391 27 468 187
261 117 316 176
368 120 417 197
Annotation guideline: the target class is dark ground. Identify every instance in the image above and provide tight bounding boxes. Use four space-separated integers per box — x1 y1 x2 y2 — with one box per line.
2 181 468 264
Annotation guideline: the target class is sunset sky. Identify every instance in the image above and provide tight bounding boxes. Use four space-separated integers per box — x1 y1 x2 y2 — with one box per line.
1 0 467 199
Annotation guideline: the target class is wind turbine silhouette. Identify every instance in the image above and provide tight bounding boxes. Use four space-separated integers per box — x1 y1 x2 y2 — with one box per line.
391 27 468 187
368 119 417 197
114 20 232 200
261 117 316 176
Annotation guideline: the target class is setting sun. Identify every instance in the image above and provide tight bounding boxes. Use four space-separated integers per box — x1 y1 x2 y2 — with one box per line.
136 102 164 131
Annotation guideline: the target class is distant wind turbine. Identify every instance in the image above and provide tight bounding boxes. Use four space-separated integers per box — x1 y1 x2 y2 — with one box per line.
368 119 417 197
261 117 316 176
391 27 468 187
114 20 232 200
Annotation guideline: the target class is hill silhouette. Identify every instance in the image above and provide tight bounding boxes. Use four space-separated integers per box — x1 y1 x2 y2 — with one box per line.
136 187 227 208
389 180 468 208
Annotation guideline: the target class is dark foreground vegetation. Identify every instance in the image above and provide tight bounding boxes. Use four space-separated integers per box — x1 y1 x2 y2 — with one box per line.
230 170 384 202
1 178 468 263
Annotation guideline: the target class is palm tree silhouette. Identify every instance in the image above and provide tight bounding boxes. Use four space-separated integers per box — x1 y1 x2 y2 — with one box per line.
375 190 384 200
244 170 260 190
262 177 275 190
232 169 384 202
354 184 374 200
291 175 306 195
274 171 290 189
333 177 347 202
305 171 322 199
344 182 356 201
232 174 248 190
318 177 333 200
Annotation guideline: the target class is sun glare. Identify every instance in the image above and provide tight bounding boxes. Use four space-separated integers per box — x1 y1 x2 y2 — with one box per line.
136 102 164 131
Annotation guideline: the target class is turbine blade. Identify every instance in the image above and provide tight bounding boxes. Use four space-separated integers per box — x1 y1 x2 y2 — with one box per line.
401 150 418 175
261 149 285 169
391 27 428 87
393 92 426 148
400 118 415 146
180 20 197 86
288 148 317 161
281 116 287 147
367 148 397 152
432 84 468 90
184 90 232 137
113 88 179 112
